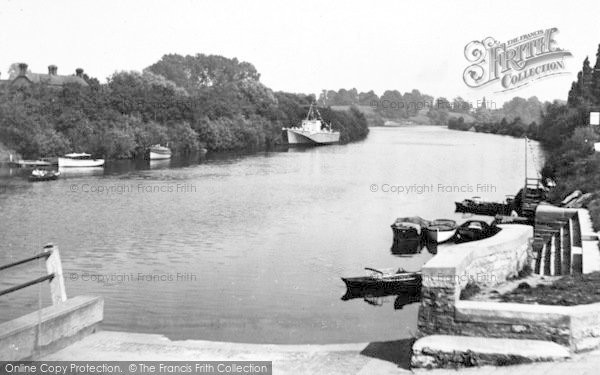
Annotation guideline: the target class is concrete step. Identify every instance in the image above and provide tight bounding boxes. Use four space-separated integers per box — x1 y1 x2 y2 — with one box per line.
411 335 570 369
43 331 410 375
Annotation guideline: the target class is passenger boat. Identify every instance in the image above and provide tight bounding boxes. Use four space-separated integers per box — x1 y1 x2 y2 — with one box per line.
28 169 60 182
391 216 430 241
148 144 172 160
454 217 500 243
455 196 513 216
341 267 421 294
424 219 457 243
58 153 105 168
282 103 340 145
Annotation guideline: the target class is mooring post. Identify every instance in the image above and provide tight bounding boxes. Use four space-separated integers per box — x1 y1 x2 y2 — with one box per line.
43 244 67 305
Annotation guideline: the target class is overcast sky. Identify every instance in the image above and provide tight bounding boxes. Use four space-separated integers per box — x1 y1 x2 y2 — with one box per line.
1 0 599 106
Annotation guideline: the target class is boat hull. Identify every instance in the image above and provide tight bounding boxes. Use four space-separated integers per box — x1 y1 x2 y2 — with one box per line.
341 274 422 294
454 219 501 243
29 173 59 182
455 200 511 216
285 129 340 145
391 225 420 240
425 228 457 243
149 151 172 160
10 160 52 168
58 157 105 168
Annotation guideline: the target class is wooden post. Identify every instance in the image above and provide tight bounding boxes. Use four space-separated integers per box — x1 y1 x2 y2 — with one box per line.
43 244 67 305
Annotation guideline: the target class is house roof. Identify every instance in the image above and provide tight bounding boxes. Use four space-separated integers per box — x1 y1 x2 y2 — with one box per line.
21 73 88 87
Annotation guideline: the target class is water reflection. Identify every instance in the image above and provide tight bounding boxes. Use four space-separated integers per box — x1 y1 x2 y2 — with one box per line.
391 237 437 256
149 159 171 170
58 167 104 178
341 288 421 310
391 238 422 256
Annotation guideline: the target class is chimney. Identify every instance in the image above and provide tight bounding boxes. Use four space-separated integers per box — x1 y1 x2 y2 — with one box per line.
18 63 28 76
48 65 58 75
75 68 84 78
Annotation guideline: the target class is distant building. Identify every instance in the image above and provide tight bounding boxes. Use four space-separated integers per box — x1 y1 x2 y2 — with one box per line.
1 63 89 88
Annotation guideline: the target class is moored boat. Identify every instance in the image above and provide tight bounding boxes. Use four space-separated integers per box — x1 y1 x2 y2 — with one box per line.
391 216 430 241
28 169 60 182
455 196 513 216
282 103 340 145
9 159 52 168
341 267 422 294
58 153 104 168
148 144 172 160
455 216 500 243
424 219 457 243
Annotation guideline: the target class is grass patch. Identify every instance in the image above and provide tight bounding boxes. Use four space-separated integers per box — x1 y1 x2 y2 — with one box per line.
459 282 481 300
500 272 600 305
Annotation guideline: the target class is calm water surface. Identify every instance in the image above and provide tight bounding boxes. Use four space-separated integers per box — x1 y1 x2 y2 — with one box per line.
0 127 543 344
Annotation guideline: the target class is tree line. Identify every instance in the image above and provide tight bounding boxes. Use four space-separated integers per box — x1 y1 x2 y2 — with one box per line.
0 54 369 159
539 45 600 227
447 43 600 228
318 87 549 128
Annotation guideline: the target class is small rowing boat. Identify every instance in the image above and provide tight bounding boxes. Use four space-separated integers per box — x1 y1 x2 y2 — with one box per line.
341 267 421 294
391 216 430 241
455 196 513 216
455 216 500 243
424 219 457 243
29 169 60 182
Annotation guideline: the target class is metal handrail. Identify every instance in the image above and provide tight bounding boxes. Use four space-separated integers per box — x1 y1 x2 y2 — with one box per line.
0 274 55 297
0 245 67 304
0 252 52 272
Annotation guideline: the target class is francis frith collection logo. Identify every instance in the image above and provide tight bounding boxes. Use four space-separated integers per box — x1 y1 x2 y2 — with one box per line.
463 27 572 92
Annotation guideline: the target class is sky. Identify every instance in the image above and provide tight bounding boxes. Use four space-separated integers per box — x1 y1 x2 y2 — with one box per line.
1 0 599 106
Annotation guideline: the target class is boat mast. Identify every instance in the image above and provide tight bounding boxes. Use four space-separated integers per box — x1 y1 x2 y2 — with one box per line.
524 136 528 199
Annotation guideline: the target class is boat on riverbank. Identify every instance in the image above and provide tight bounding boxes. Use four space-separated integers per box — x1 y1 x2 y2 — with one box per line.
148 144 172 160
341 267 422 294
58 153 105 168
424 219 457 243
282 103 340 145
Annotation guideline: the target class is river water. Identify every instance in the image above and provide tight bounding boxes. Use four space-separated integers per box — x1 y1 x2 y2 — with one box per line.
0 126 543 344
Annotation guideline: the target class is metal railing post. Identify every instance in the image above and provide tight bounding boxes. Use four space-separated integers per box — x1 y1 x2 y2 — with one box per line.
43 244 67 305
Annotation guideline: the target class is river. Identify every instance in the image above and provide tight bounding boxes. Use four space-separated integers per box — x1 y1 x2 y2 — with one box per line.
0 126 543 344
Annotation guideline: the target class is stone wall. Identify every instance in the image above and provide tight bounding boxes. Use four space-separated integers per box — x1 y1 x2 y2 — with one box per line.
417 220 600 352
417 224 533 338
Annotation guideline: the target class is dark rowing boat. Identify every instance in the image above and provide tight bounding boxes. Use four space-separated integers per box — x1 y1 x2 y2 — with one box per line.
341 267 421 294
454 216 500 243
391 216 430 241
455 196 514 216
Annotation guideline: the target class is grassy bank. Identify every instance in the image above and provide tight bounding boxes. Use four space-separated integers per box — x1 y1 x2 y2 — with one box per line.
498 272 600 306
